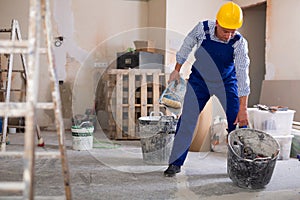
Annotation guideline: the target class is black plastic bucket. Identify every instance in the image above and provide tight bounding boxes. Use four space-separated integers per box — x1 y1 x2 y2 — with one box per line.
227 128 280 189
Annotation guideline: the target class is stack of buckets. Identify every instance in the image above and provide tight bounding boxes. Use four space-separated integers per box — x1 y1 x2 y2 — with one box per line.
250 108 296 160
71 121 94 151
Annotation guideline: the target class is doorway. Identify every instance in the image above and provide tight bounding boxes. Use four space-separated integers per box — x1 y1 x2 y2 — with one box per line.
239 2 266 107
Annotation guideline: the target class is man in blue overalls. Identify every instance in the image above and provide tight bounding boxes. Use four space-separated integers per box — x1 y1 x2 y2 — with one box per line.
164 2 250 177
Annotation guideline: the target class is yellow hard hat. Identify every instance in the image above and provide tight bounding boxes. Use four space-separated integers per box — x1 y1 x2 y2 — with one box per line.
216 2 243 29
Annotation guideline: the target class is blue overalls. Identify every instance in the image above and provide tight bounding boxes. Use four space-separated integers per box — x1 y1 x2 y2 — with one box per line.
169 20 241 166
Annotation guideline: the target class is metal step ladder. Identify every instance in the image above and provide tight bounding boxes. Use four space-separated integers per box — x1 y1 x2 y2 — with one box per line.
0 0 72 199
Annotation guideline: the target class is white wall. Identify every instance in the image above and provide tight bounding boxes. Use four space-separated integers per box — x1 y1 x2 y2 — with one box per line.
148 0 166 28
70 0 149 51
0 1 29 37
234 0 266 7
236 0 300 80
265 0 300 80
0 0 151 126
165 0 228 78
147 0 166 55
238 3 266 106
0 0 55 126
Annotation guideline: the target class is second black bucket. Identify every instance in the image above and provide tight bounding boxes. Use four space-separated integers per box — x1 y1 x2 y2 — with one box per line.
227 128 280 189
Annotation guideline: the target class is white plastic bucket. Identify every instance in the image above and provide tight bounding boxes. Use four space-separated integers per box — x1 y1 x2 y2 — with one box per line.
252 109 295 136
273 135 294 160
71 123 94 151
9 127 17 134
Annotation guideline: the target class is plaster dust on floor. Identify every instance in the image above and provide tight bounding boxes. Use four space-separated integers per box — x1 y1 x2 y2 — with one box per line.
0 130 299 200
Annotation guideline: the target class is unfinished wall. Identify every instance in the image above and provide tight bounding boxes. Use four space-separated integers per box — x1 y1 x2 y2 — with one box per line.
238 3 266 106
2 0 299 127
165 0 228 77
235 0 300 81
0 0 150 127
0 0 55 126
0 1 29 37
148 0 166 55
265 0 300 80
69 0 150 117
234 0 266 7
148 0 166 28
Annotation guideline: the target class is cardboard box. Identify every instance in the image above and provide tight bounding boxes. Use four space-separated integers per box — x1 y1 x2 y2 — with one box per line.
134 40 155 53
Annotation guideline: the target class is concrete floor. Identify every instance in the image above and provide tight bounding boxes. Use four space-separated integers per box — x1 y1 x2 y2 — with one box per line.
0 130 300 200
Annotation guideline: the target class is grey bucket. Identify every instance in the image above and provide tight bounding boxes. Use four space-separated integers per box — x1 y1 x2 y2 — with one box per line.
139 114 177 165
227 128 280 189
140 132 174 165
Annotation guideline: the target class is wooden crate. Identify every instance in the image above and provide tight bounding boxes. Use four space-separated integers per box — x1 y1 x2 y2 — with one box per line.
106 69 170 140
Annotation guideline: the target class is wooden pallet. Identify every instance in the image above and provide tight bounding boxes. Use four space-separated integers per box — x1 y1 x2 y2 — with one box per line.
106 69 170 140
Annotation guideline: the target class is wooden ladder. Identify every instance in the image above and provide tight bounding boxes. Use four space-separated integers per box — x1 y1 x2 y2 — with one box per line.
0 0 71 199
0 18 45 150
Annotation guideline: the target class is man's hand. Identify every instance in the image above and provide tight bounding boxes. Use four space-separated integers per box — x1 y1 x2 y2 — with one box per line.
234 108 249 127
168 70 180 84
234 96 249 127
168 63 182 84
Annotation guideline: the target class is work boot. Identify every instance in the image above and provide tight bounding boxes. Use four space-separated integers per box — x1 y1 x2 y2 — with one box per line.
164 164 181 177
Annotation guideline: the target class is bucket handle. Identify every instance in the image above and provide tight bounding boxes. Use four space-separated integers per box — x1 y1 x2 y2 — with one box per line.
235 123 253 130
150 111 164 117
158 115 175 134
252 157 272 162
78 121 93 128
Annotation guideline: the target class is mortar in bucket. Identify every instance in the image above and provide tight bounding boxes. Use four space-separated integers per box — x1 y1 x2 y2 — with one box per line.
71 121 94 151
227 128 280 189
138 113 177 165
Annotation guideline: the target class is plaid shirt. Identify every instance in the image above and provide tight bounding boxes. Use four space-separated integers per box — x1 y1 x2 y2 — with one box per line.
176 20 250 97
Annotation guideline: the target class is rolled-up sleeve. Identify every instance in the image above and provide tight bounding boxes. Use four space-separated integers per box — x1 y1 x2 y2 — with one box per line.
176 22 203 65
234 37 250 97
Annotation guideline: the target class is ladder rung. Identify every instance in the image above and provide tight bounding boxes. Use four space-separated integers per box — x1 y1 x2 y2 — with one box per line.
0 151 61 159
7 125 24 128
38 48 47 54
0 102 55 116
36 152 61 159
36 102 54 109
0 182 25 192
0 38 47 54
0 89 26 92
0 40 30 54
0 69 25 73
0 103 28 117
0 28 12 33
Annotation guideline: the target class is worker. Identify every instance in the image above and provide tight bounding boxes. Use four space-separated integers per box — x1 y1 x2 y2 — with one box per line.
164 2 250 177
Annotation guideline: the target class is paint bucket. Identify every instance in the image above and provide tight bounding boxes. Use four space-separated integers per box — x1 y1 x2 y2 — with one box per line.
227 128 280 189
71 121 94 151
